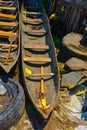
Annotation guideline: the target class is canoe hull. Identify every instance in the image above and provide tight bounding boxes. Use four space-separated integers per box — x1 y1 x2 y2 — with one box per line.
21 0 60 119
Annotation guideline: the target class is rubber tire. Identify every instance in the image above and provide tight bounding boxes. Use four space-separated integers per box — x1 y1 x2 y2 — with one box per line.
0 78 25 130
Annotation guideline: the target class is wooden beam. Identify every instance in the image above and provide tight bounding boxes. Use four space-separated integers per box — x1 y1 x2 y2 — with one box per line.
24 44 49 50
23 11 41 15
0 31 17 37
23 57 52 63
0 21 18 26
25 29 46 34
22 16 43 24
0 6 16 10
0 44 17 49
26 73 54 78
0 13 17 19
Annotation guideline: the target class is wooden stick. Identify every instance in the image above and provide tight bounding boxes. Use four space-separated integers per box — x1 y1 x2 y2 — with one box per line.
0 13 17 19
23 11 41 15
0 6 16 10
0 31 17 37
26 73 54 77
5 36 16 64
25 29 46 34
22 15 43 24
23 57 52 63
0 21 18 26
24 44 49 50
0 44 17 49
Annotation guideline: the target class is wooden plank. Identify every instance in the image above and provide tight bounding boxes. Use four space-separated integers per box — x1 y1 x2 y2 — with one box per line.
23 11 41 15
0 13 17 19
1 58 15 63
0 6 16 10
26 73 54 79
0 55 13 59
25 29 46 34
23 57 52 63
0 31 17 37
26 73 54 77
23 44 49 50
0 21 18 26
0 44 17 49
22 17 43 24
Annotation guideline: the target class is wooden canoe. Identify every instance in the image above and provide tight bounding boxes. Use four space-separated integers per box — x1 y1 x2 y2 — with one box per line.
21 0 60 119
0 0 20 73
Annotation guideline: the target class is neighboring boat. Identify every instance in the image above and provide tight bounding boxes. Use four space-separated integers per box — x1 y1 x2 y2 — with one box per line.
0 0 20 73
21 0 60 119
0 78 25 130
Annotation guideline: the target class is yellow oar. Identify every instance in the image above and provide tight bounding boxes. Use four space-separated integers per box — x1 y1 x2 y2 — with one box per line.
37 66 50 110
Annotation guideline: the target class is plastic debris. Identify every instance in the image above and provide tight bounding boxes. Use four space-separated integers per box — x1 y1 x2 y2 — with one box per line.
59 62 65 72
49 13 56 20
25 68 32 75
69 80 87 96
0 83 7 96
53 36 61 46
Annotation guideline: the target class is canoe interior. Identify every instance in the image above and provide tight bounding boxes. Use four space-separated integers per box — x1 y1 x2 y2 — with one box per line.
21 0 60 119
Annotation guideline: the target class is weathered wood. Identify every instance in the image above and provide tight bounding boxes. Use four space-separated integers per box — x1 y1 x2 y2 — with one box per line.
23 11 41 15
1 58 15 63
0 31 17 37
0 13 17 19
0 21 18 27
23 57 52 63
0 6 16 10
5 36 16 64
22 17 43 23
0 44 17 49
24 44 49 50
26 73 54 77
25 29 46 33
0 55 13 59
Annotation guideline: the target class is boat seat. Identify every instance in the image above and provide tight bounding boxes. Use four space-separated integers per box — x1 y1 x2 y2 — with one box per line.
22 17 43 24
26 73 54 79
26 73 54 77
0 55 14 59
23 57 52 63
23 44 49 51
0 6 16 11
0 13 17 19
25 29 46 34
23 11 42 16
0 21 18 27
0 44 17 49
0 31 17 37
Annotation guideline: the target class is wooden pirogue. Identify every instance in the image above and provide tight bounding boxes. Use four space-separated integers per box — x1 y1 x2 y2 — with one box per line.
0 0 20 73
21 0 60 119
